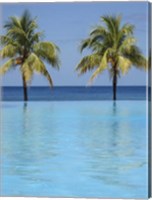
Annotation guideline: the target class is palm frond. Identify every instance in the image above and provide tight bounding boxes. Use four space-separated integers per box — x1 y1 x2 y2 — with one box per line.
90 41 105 54
26 20 38 36
116 15 122 30
120 23 134 35
1 35 15 46
122 45 147 69
23 53 53 86
90 26 108 44
29 32 43 44
6 26 27 41
79 38 91 52
4 16 21 30
1 10 59 90
20 10 35 32
101 16 114 34
76 54 101 74
0 59 15 75
89 49 109 83
0 44 18 58
3 10 39 49
33 41 60 69
90 26 107 37
77 14 147 87
118 56 132 74
119 36 136 52
100 16 121 50
101 15 119 36
40 68 53 87
21 62 33 82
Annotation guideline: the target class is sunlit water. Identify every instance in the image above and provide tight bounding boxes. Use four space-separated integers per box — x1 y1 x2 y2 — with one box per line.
1 101 148 198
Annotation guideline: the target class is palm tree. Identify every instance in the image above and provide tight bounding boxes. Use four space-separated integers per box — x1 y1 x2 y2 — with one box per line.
76 15 147 100
0 10 60 101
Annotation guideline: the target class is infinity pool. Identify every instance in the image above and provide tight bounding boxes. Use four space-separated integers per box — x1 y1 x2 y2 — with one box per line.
1 101 148 198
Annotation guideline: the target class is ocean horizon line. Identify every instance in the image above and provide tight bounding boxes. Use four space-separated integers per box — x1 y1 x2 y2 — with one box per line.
1 85 147 88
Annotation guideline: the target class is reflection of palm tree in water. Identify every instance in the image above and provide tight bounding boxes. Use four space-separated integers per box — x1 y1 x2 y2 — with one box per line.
113 101 117 115
20 103 42 165
23 102 27 111
22 102 58 157
16 103 59 182
77 102 121 185
111 100 118 136
110 101 120 149
82 102 145 189
22 102 29 135
20 102 36 164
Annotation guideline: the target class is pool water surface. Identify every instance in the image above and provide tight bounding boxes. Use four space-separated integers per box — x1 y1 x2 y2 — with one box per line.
1 101 148 198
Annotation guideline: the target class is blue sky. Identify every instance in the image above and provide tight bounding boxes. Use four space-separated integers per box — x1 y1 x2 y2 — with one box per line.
0 2 149 86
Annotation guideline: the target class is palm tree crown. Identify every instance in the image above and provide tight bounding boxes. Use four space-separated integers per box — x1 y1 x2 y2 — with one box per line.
0 10 60 100
76 15 147 100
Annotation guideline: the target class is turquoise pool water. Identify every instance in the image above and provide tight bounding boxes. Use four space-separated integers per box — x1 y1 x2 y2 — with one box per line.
1 101 148 198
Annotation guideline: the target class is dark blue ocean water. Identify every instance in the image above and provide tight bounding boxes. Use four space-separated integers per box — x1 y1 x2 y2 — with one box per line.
1 86 146 101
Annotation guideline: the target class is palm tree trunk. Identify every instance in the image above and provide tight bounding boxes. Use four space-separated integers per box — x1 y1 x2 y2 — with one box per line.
22 74 28 101
113 64 117 101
